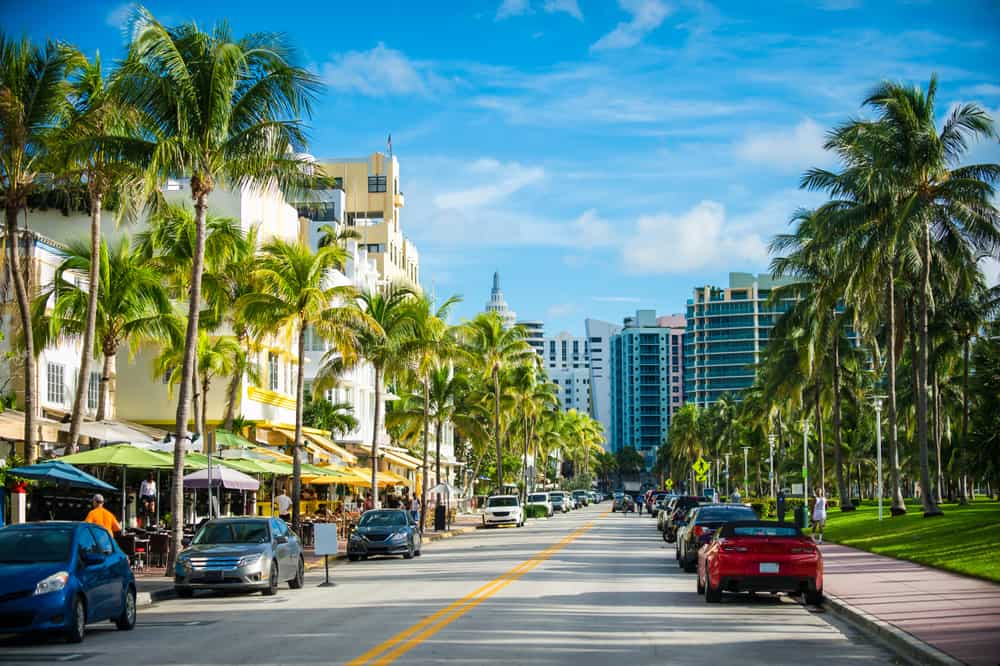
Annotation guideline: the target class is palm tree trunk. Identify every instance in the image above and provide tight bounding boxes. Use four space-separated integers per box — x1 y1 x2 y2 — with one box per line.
292 323 306 532
493 368 502 492
68 194 102 453
522 415 529 504
5 207 36 463
95 352 113 422
814 388 825 487
170 189 208 568
916 223 941 516
420 376 430 534
960 338 970 504
833 334 853 510
887 267 906 514
222 329 245 430
371 365 382 508
191 371 201 438
435 418 443 486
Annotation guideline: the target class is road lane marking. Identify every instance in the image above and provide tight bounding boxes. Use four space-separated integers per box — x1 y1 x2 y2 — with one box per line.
348 510 609 666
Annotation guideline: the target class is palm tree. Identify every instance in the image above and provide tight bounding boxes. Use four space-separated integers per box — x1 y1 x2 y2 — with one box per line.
321 284 414 508
115 7 320 553
238 239 359 532
594 449 618 490
669 403 702 488
155 331 241 435
461 313 534 492
33 237 177 421
303 395 359 438
0 34 75 462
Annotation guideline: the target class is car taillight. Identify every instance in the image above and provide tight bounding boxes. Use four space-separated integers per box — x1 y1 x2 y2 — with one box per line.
693 526 707 537
791 546 816 554
721 543 748 553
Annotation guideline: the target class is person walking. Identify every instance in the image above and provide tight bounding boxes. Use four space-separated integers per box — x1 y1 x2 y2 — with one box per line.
812 487 828 543
731 487 742 504
274 489 293 523
411 495 421 526
84 494 121 536
776 489 787 523
138 474 156 526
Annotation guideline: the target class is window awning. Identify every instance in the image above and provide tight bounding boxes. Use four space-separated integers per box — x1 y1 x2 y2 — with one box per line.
302 432 358 465
383 450 418 470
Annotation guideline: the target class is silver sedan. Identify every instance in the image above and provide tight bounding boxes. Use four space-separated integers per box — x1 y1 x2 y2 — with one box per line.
174 517 304 597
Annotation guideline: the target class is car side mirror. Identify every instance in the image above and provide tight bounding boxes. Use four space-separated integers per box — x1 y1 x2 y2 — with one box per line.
275 535 289 544
80 548 104 566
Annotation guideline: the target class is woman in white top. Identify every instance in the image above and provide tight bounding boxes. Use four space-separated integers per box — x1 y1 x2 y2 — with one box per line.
811 487 828 543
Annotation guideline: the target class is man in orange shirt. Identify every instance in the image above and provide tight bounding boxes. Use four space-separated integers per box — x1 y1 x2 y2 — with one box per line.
84 494 121 535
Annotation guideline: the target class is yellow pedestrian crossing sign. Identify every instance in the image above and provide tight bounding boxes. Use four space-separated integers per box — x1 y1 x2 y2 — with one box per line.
696 473 708 482
665 479 673 490
693 457 710 476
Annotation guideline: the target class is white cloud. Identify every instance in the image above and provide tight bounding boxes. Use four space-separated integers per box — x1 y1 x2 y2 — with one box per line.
547 303 579 317
543 0 584 20
982 257 1000 287
819 0 861 10
621 200 770 274
321 43 439 97
433 159 545 209
105 2 135 29
591 0 672 51
496 0 531 20
594 296 641 302
960 83 1000 97
735 118 832 171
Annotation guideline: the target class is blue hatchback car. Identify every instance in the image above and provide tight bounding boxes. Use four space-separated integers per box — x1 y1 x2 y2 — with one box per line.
0 522 136 642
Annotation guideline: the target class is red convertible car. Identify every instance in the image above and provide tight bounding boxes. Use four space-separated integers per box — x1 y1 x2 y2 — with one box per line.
697 521 823 605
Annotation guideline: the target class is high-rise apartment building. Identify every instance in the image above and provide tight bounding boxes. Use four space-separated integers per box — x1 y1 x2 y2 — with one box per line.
609 311 686 466
316 152 419 288
584 318 621 449
541 332 590 414
484 271 517 328
518 320 545 356
684 272 798 407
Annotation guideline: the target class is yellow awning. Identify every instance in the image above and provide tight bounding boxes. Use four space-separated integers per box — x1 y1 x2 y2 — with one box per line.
341 466 407 488
381 469 410 485
302 432 358 465
251 447 294 463
383 450 418 470
301 441 331 463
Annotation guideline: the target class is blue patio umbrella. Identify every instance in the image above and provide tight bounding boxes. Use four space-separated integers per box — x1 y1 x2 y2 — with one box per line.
8 460 117 492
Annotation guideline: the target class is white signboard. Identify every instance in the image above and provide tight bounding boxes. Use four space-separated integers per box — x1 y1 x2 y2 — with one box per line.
313 523 339 556
791 483 804 496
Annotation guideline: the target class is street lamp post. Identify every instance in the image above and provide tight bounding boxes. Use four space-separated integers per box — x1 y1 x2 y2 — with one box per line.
724 452 731 496
741 446 750 495
802 420 810 506
767 433 776 497
873 395 885 521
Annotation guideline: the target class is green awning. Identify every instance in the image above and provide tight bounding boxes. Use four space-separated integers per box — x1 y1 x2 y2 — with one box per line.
55 444 175 469
214 429 255 449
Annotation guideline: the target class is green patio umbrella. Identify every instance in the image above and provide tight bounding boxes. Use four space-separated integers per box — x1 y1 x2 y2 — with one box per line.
214 429 255 449
55 443 175 468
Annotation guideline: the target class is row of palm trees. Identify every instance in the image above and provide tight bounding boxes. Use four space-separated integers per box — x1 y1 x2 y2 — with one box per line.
667 78 999 515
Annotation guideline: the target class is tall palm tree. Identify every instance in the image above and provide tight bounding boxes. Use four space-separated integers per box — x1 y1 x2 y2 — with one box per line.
115 7 320 554
33 237 177 420
155 331 241 436
321 284 414 508
238 239 359 532
0 34 75 462
461 313 534 492
669 403 702 487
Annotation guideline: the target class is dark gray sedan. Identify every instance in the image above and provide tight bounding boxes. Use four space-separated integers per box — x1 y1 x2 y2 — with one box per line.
174 517 304 597
348 509 422 560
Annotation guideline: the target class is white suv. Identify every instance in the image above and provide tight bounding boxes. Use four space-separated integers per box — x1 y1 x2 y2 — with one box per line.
526 492 554 517
482 495 524 527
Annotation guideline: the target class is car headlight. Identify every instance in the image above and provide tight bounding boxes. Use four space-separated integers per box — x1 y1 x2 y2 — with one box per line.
238 553 263 568
389 531 408 542
34 571 69 596
350 532 365 541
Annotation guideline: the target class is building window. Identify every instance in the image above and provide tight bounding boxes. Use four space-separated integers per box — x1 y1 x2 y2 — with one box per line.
268 353 279 391
87 371 100 411
367 175 387 193
47 362 65 405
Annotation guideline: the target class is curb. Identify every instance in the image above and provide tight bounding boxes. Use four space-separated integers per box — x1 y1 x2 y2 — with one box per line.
824 592 963 666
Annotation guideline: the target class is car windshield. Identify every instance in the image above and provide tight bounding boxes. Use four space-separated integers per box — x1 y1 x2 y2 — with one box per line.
487 497 518 507
549 494 563 501
733 526 799 537
0 528 73 563
359 511 407 527
528 494 548 502
193 521 269 544
697 507 757 523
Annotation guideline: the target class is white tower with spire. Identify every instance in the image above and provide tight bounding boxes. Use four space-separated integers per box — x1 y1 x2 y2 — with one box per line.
484 271 517 329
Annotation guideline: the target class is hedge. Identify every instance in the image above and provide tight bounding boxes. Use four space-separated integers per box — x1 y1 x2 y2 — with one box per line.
525 504 549 519
741 496 839 519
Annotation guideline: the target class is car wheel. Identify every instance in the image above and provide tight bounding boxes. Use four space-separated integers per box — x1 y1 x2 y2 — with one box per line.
696 571 705 594
288 557 304 589
115 586 137 630
348 554 360 562
65 596 86 644
176 587 194 599
262 562 279 596
403 542 414 559
805 586 824 606
705 575 722 603
683 557 697 573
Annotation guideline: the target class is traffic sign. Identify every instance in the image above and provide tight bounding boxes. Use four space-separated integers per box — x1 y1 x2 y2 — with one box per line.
665 479 674 490
802 466 807 479
693 457 710 475
695 472 708 482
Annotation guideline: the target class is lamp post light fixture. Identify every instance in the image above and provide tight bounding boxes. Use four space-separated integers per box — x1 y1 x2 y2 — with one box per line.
872 395 885 521
767 433 776 497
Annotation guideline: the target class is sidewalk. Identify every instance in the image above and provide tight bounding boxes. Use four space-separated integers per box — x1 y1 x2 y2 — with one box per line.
821 543 1000 666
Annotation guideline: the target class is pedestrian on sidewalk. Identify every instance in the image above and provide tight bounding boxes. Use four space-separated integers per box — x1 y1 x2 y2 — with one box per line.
731 487 742 504
812 487 827 543
275 490 292 523
776 489 786 522
85 494 122 536
411 495 421 525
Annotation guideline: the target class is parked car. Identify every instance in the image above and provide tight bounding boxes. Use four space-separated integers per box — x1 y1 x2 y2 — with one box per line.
654 495 676 529
527 492 554 517
348 509 422 560
611 492 625 511
482 495 525 527
698 520 823 605
645 491 669 516
589 491 601 504
663 496 708 543
549 492 570 513
672 506 699 561
175 517 304 596
677 504 759 572
571 490 590 507
0 521 136 643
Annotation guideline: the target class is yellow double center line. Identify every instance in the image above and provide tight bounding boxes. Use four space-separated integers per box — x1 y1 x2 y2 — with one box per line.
347 514 606 665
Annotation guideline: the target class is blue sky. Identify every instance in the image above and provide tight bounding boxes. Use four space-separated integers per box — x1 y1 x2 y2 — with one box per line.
8 0 1000 335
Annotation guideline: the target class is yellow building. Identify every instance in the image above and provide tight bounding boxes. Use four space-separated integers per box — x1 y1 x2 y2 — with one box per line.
319 152 420 288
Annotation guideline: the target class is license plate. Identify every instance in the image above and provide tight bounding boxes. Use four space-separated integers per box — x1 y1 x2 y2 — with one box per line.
759 562 779 574
205 570 223 580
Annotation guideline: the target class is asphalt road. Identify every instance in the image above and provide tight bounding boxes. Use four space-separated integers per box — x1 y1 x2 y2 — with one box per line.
0 504 902 665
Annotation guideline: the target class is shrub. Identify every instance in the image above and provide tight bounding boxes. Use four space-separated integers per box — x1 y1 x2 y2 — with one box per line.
525 504 549 519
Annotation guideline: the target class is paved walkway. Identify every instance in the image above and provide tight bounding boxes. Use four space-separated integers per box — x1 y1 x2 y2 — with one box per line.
821 543 1000 665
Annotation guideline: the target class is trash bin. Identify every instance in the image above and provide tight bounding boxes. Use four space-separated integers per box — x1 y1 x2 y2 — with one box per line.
434 504 446 531
796 504 809 530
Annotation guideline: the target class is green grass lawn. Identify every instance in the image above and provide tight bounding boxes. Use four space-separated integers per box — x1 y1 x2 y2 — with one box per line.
824 500 1000 583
